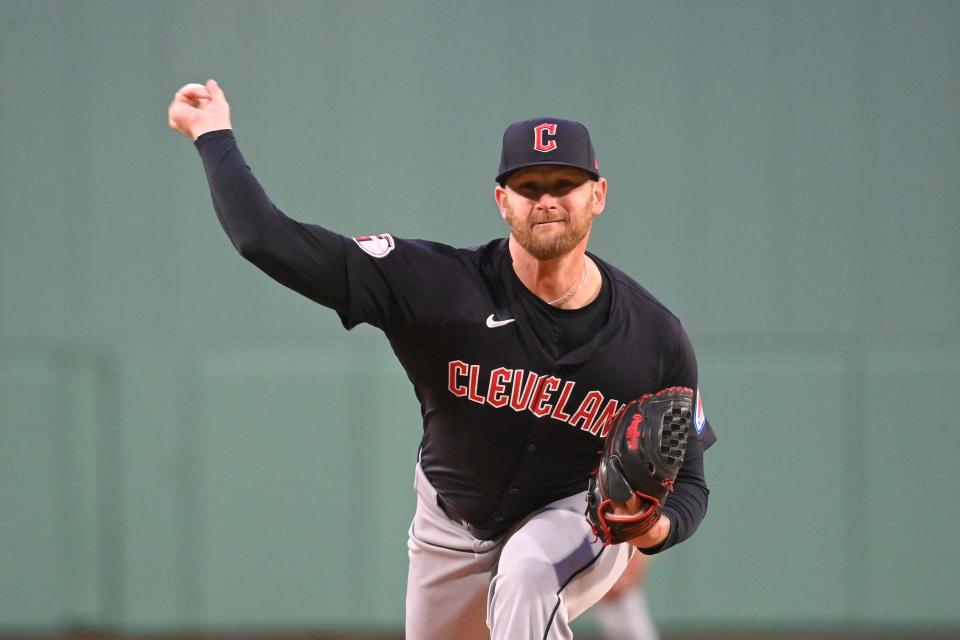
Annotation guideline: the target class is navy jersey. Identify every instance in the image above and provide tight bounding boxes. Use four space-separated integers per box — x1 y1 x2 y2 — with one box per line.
339 235 716 531
195 130 715 549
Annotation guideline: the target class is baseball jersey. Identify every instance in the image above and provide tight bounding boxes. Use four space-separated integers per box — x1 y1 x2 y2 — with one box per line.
195 130 716 550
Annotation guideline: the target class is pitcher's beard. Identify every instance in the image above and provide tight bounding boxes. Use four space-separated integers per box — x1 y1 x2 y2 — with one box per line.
504 208 592 261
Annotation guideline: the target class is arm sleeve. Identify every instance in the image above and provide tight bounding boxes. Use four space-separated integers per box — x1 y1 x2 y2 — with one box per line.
637 318 716 554
194 129 352 313
640 452 709 555
194 129 470 334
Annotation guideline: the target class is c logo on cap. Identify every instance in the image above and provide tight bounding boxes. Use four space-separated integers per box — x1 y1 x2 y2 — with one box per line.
534 123 558 152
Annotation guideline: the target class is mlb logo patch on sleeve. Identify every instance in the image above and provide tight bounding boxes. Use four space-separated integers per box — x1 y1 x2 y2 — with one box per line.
354 233 395 258
694 388 706 434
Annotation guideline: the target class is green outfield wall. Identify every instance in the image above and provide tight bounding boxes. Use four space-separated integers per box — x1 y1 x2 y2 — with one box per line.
1 0 958 634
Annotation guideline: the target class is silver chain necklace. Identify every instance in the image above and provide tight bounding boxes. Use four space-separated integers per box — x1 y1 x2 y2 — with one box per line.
545 260 588 306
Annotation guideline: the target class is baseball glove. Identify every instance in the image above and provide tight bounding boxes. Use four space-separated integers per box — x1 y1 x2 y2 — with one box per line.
586 386 694 545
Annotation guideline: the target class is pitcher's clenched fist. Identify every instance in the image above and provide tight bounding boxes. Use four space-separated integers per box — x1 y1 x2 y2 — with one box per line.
168 79 232 140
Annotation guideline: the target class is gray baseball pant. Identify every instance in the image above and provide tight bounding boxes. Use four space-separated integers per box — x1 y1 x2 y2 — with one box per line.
405 463 634 639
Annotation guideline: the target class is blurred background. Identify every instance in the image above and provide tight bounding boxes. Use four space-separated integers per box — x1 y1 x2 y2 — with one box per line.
1 0 958 638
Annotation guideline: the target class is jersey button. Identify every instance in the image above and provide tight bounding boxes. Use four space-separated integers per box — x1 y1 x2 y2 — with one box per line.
526 443 536 452
508 487 519 495
493 515 505 522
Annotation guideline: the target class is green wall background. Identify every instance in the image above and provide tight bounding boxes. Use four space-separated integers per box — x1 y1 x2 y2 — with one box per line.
1 0 958 634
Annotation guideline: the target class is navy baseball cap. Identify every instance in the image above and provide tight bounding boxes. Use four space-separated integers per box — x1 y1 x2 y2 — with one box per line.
496 117 600 184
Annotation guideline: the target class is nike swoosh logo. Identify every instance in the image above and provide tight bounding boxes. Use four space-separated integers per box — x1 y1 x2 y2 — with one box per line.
486 314 516 328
